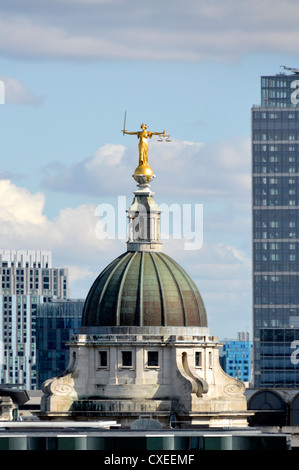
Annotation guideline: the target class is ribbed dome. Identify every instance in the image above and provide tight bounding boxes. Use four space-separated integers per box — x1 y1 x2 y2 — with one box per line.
82 251 207 327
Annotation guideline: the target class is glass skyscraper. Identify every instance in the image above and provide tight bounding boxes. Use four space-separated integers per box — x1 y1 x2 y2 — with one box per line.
252 68 299 387
220 332 252 383
36 299 83 388
0 250 69 389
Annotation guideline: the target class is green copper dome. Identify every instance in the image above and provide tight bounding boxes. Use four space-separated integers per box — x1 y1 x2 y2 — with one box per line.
82 251 207 327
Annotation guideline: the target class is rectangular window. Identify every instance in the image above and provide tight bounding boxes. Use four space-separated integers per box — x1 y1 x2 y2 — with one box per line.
209 351 213 368
121 351 132 367
98 350 108 368
195 351 202 367
147 351 159 367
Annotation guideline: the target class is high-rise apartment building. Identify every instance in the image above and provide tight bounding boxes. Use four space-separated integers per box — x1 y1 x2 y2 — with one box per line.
0 250 69 389
252 67 299 387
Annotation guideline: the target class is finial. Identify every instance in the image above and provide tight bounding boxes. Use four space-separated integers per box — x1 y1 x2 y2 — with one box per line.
122 113 170 183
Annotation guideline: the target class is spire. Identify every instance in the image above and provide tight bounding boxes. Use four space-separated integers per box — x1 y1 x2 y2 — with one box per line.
122 119 170 253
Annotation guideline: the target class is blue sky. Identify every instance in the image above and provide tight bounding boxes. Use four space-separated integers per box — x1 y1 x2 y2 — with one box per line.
0 0 299 338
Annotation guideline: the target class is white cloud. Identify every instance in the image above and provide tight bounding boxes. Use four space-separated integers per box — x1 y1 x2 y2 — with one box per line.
42 143 131 196
0 74 43 105
85 144 126 169
0 180 46 225
0 179 123 285
41 136 251 202
67 265 94 283
1 0 299 62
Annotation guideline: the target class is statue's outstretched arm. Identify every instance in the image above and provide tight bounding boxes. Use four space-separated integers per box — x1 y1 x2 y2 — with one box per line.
123 130 140 136
149 130 166 137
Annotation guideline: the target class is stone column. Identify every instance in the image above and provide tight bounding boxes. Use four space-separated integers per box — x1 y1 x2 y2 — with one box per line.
135 346 144 385
108 346 118 385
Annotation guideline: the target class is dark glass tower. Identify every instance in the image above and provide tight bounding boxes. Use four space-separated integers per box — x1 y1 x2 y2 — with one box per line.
252 68 299 387
36 299 83 388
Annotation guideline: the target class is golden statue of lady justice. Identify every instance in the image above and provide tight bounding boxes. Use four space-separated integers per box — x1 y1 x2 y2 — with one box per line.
122 113 170 183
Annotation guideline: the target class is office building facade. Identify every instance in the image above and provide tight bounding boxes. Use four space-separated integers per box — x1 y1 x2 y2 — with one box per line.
252 68 299 387
220 332 252 383
0 250 69 389
36 299 83 388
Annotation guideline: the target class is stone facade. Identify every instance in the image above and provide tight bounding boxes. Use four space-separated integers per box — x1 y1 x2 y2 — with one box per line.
0 396 14 421
40 326 251 427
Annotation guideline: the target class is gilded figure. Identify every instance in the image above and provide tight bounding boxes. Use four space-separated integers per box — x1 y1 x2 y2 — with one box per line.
123 123 166 167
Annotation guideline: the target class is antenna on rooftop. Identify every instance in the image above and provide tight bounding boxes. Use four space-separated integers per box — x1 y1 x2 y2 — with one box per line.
281 65 299 74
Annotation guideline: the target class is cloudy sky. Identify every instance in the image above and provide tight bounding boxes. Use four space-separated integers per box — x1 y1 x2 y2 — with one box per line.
0 0 298 338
